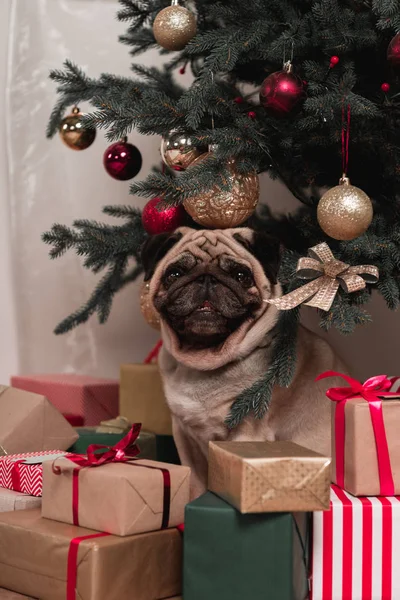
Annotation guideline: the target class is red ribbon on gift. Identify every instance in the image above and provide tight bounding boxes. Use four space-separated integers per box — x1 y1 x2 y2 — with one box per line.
316 371 399 495
10 460 24 493
67 532 110 600
54 423 171 530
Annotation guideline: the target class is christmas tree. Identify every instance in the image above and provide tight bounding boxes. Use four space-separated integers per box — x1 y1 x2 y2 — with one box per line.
43 0 400 426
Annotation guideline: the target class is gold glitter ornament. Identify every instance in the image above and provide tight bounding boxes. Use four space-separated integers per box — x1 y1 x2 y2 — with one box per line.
153 1 197 51
140 282 161 330
59 107 96 151
183 156 259 228
317 176 373 241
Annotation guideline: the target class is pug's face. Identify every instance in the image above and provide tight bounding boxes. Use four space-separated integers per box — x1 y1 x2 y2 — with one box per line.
142 228 280 349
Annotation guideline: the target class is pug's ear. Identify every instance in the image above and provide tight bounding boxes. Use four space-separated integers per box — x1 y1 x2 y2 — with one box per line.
141 232 183 281
233 231 281 285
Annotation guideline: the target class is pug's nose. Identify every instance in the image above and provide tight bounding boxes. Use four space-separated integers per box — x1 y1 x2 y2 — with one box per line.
197 274 217 285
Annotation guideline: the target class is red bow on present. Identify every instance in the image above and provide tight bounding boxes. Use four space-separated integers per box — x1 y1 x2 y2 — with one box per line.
317 371 399 495
53 423 142 473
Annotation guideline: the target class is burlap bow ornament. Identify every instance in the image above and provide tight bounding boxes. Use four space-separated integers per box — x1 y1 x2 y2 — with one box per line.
267 242 379 312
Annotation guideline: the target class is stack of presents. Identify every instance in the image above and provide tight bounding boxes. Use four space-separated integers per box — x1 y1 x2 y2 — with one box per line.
0 363 399 599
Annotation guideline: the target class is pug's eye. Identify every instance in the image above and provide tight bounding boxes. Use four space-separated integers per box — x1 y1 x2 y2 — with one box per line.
164 268 183 287
235 269 254 287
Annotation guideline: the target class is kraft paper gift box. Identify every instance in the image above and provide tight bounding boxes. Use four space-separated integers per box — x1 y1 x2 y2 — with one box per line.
330 394 400 496
311 484 400 600
0 590 35 599
0 385 77 454
42 455 190 536
120 364 172 435
208 440 331 512
183 492 308 600
0 488 41 513
11 374 119 426
0 450 70 497
0 509 182 600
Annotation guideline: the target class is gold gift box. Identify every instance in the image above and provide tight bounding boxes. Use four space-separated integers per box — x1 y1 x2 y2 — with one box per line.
208 440 331 513
120 364 172 436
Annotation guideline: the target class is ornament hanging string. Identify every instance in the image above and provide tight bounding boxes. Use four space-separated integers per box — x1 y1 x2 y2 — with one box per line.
341 103 351 177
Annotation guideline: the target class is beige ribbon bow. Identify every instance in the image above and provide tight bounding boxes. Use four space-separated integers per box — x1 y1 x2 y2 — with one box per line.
268 242 379 312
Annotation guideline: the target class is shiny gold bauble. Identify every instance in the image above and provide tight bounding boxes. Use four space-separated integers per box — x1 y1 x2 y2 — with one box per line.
183 157 259 228
153 3 197 51
59 107 96 151
161 130 207 171
140 282 161 330
317 176 373 241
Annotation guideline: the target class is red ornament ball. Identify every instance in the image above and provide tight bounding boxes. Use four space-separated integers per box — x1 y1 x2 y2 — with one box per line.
103 141 142 181
330 55 340 67
247 111 256 119
388 33 400 67
259 69 306 117
142 197 186 235
381 82 391 92
234 96 244 104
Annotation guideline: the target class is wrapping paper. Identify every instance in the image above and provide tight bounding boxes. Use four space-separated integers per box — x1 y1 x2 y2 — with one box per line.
0 591 35 600
11 374 119 426
42 457 190 536
311 485 400 600
0 488 41 513
331 397 400 496
208 440 330 512
183 491 308 600
0 385 77 454
68 428 157 460
0 451 68 497
120 364 172 435
0 509 182 600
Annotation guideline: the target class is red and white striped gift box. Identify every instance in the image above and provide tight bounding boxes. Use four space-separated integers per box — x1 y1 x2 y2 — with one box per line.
311 485 400 600
0 451 68 497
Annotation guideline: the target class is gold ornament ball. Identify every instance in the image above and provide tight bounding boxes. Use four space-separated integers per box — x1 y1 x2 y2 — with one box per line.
140 282 161 330
183 157 259 228
153 4 197 51
59 108 96 151
317 177 373 241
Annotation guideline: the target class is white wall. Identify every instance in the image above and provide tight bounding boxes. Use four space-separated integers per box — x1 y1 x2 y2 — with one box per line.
0 0 399 383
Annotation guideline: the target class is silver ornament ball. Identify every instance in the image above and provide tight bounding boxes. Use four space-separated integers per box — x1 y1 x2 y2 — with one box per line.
161 130 207 171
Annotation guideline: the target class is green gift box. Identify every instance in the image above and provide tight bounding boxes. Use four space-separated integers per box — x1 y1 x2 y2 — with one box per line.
68 427 157 459
183 492 308 600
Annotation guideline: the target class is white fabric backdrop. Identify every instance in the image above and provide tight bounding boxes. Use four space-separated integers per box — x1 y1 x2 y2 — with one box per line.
0 0 399 382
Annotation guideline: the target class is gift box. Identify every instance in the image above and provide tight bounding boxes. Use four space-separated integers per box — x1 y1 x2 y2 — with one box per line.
208 440 331 512
311 484 400 600
183 492 308 600
0 590 35 599
0 509 182 600
0 385 77 454
0 450 69 497
318 371 400 496
42 453 190 536
68 427 157 460
120 364 172 435
11 374 119 426
0 488 41 512
156 434 180 465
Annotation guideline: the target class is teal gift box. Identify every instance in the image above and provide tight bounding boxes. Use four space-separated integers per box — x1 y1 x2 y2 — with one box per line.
184 492 308 600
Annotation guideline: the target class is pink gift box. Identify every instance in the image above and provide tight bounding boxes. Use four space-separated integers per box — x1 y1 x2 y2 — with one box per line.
0 451 69 497
11 374 119 426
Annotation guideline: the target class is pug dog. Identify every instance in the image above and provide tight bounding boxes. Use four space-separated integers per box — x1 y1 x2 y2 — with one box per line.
142 227 346 498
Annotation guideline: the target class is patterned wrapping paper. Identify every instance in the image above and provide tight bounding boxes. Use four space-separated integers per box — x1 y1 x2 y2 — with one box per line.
311 485 400 600
208 440 331 513
0 488 41 513
11 374 119 426
0 451 68 497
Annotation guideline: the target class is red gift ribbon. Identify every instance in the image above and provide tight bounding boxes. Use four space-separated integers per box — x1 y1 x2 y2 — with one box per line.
316 371 399 495
11 459 24 493
54 423 171 530
144 340 163 364
67 532 110 600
